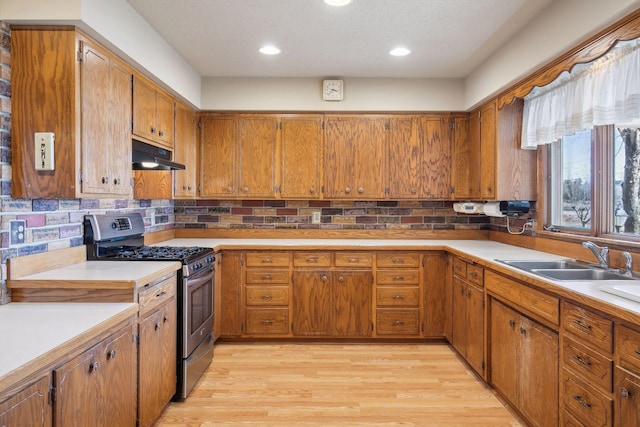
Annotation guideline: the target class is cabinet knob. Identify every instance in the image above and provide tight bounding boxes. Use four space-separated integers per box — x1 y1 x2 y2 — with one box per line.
411 187 417 194
151 127 157 134
226 186 233 193
183 185 187 190
309 187 315 194
243 186 249 193
163 315 170 323
321 275 328 282
155 323 161 330
338 276 344 282
108 350 116 360
187 186 192 191
113 178 120 185
159 130 164 137
358 187 364 194
621 388 631 398
90 362 99 373
508 320 515 328
345 187 351 194
101 176 108 184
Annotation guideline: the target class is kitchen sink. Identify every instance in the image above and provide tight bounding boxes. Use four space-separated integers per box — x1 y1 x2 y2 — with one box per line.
497 260 587 270
496 259 637 282
533 268 633 281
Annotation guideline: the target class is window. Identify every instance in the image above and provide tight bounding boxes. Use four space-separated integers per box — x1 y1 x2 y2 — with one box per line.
547 124 640 240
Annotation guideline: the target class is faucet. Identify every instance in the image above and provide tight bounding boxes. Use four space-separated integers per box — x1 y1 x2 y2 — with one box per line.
582 241 609 268
622 252 634 277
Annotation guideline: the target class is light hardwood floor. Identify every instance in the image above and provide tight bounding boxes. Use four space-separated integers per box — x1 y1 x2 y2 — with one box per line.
156 343 523 427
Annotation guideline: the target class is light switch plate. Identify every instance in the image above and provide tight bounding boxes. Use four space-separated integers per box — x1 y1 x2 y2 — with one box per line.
35 132 55 170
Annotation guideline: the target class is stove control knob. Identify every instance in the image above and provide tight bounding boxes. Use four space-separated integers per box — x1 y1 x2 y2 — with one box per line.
111 222 117 229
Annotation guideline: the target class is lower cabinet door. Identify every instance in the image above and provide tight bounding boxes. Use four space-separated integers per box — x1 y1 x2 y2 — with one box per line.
490 299 519 405
292 271 332 336
615 366 640 427
0 375 52 427
54 344 100 426
100 326 136 427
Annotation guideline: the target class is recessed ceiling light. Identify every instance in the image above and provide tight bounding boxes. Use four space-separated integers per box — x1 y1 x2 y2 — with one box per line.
389 47 411 57
259 45 281 55
323 0 351 6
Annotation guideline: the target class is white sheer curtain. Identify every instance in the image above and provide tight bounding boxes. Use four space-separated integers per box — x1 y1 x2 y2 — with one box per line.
521 40 640 149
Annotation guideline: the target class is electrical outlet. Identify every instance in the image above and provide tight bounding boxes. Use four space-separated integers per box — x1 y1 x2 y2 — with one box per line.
34 132 55 170
312 211 321 224
10 220 26 245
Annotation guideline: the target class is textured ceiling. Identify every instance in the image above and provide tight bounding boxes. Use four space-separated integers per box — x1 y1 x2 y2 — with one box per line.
126 0 554 78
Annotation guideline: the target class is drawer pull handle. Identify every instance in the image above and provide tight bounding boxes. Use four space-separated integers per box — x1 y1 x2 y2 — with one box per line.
348 258 360 263
261 259 273 263
393 276 405 280
573 395 592 408
156 291 167 298
261 275 273 280
392 295 406 300
573 355 591 366
306 257 318 263
261 319 274 325
573 320 592 330
469 272 478 278
621 388 631 398
635 350 640 355
392 259 405 264
391 320 405 326
261 295 273 300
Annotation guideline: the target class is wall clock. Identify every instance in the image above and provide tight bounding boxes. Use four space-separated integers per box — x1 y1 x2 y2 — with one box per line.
322 79 344 101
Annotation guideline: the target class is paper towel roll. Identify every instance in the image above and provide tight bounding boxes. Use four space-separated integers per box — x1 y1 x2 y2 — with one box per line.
482 202 505 217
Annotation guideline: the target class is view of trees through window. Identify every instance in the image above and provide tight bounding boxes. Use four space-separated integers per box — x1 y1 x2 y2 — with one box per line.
551 126 640 237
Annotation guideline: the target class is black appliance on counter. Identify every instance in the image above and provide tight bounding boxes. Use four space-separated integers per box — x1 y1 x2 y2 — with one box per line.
84 213 215 401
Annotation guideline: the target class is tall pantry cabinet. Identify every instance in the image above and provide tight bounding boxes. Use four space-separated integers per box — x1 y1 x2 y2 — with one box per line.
11 27 133 198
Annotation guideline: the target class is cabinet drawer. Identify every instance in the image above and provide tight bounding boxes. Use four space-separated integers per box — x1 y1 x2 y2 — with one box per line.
376 287 419 307
453 258 467 278
246 286 289 306
293 252 331 267
466 264 483 287
376 270 420 285
376 309 419 335
245 269 289 284
616 325 640 371
245 252 290 267
376 252 420 268
138 274 176 317
334 252 373 268
485 271 560 326
562 372 612 427
562 301 613 354
245 308 289 335
562 336 613 392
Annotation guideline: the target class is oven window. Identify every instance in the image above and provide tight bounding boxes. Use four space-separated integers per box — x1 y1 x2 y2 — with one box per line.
190 278 213 334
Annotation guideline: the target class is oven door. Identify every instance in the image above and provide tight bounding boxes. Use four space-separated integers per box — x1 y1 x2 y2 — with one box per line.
182 266 214 357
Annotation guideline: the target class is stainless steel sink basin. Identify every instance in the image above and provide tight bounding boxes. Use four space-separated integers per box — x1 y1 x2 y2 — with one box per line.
497 260 586 270
534 269 632 281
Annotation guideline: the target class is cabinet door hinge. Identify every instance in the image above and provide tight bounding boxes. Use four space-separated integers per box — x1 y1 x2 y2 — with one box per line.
371 321 374 331
321 120 325 130
421 323 425 333
482 360 485 370
130 120 134 133
241 322 244 332
48 384 56 405
136 334 140 345
422 257 425 267
291 323 294 332
77 41 84 63
78 171 83 184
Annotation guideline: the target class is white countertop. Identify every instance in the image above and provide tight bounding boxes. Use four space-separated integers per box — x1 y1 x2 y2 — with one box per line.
0 302 137 385
158 237 640 318
9 260 182 288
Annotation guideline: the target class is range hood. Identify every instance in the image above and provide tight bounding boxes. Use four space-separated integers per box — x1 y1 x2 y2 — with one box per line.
132 139 185 171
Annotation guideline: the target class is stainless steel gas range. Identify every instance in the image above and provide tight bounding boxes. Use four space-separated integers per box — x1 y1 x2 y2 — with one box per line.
84 213 215 400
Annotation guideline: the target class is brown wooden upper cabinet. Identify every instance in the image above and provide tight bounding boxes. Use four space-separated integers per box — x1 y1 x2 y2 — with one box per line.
11 27 133 199
280 115 323 199
173 102 197 199
132 76 175 150
324 115 388 199
199 113 322 199
453 115 479 199
470 99 536 201
388 115 454 199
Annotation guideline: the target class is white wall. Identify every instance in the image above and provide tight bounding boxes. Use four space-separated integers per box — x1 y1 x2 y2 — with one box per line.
0 0 201 108
200 77 465 112
465 0 640 109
